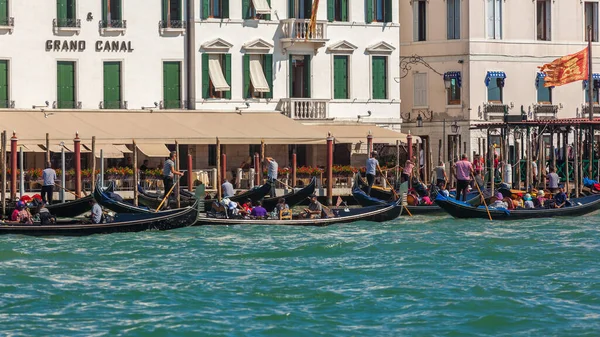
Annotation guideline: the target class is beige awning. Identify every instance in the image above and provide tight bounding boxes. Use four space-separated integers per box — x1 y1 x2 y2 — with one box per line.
309 124 416 144
136 143 171 158
84 144 125 158
208 55 230 92
252 0 271 14
7 144 45 153
114 144 133 153
250 55 270 93
47 144 71 153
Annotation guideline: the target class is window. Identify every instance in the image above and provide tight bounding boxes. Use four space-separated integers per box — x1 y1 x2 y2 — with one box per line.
101 0 123 28
0 0 9 26
202 0 229 19
488 78 504 103
487 0 502 39
243 0 271 20
536 0 551 41
0 60 8 108
289 0 312 19
366 0 392 23
411 0 427 41
243 54 273 99
447 0 460 40
537 75 552 104
290 55 311 98
208 145 217 166
162 0 184 28
371 56 387 99
202 54 231 99
585 80 600 104
585 2 598 42
327 0 348 22
57 61 76 109
163 61 181 109
413 72 427 107
103 62 122 109
447 79 461 106
333 55 349 99
56 0 77 27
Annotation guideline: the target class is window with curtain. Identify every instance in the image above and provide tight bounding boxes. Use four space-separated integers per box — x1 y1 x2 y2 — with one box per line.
366 0 391 23
536 0 551 41
585 2 598 42
487 77 503 103
447 78 460 105
447 0 460 40
537 76 552 104
412 0 427 41
327 0 348 22
486 0 502 39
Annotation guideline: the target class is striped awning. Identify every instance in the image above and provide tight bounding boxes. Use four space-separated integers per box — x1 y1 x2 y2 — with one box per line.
208 55 231 92
535 72 553 88
485 71 506 87
252 0 271 14
582 73 600 88
249 55 270 93
444 71 462 88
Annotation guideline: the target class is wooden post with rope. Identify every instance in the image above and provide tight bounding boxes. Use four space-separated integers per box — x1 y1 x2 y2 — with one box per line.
472 173 492 221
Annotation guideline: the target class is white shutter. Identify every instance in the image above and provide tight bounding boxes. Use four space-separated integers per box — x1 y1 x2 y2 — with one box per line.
413 73 428 107
413 3 419 42
486 0 494 39
494 0 502 39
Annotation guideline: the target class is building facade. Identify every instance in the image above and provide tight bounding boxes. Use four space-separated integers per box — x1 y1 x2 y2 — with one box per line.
0 0 401 172
400 0 600 170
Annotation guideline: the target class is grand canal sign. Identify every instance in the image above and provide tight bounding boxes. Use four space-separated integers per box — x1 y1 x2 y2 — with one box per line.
45 40 134 52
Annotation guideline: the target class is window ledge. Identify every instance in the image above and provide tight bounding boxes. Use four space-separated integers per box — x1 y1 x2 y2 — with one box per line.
101 27 126 32
55 26 81 33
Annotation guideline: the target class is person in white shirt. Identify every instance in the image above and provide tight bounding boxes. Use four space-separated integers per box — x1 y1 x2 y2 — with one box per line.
41 162 57 204
365 151 380 196
265 157 278 197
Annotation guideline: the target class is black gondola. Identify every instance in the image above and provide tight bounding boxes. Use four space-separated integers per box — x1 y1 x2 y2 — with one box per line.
434 193 600 220
261 177 316 212
195 199 403 226
94 185 185 215
0 199 200 236
352 186 446 215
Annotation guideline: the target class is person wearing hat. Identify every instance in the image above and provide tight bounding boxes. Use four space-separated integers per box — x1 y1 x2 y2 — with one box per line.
536 190 547 207
301 194 323 219
12 201 32 224
523 193 535 209
163 151 184 200
489 192 509 209
365 151 380 196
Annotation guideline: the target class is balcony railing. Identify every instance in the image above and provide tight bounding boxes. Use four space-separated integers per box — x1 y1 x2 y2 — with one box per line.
280 98 329 120
160 100 187 109
481 102 509 121
281 19 327 41
0 17 14 28
533 104 558 120
53 101 82 109
0 100 15 109
100 101 128 109
53 18 81 29
99 19 127 29
581 103 600 117
159 20 186 30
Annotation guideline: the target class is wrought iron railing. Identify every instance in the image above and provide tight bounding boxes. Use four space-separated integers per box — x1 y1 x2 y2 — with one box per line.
160 100 186 109
0 100 15 108
99 19 127 29
0 17 14 27
532 104 558 120
53 18 81 28
280 98 329 120
53 101 82 109
100 101 128 109
481 102 509 121
159 20 186 29
580 103 600 116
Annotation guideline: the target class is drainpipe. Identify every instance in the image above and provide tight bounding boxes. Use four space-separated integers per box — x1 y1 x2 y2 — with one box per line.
186 0 196 110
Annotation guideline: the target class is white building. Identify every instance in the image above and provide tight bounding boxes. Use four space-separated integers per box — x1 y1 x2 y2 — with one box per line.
400 0 600 168
0 0 401 171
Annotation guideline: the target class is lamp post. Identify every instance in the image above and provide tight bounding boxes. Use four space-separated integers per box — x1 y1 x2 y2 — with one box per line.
60 141 65 202
451 120 460 134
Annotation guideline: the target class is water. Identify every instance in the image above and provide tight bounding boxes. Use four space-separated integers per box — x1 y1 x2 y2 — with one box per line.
1 215 600 336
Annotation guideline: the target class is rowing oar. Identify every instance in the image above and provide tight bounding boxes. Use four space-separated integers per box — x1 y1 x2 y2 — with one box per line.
155 179 178 212
378 166 412 217
276 179 294 190
472 172 492 221
54 183 79 198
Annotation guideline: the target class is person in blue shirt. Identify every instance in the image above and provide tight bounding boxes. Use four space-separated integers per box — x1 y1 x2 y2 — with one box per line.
553 185 571 208
365 151 380 196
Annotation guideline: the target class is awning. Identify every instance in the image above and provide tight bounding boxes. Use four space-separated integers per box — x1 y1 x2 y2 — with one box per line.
84 144 126 158
114 144 133 153
252 0 271 14
47 144 71 153
7 144 44 153
485 71 506 87
309 124 416 144
536 72 554 89
250 55 270 93
208 55 231 92
444 71 462 88
0 111 327 145
136 143 171 158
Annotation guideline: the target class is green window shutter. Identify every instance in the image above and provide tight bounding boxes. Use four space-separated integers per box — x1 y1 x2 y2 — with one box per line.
264 54 273 99
327 0 334 22
242 0 250 19
202 54 209 99
0 0 7 22
365 0 373 23
303 55 311 98
384 0 392 22
57 0 67 21
288 0 295 18
224 54 232 100
304 0 312 19
163 62 181 109
223 0 229 18
289 55 293 97
67 0 76 19
265 0 271 20
101 0 107 22
103 62 121 109
341 0 348 21
0 60 7 108
334 56 348 99
243 54 251 98
162 0 168 22
114 0 122 20
372 56 385 99
57 61 75 109
201 0 208 19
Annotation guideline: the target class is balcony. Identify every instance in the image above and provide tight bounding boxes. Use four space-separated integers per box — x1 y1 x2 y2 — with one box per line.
159 100 187 110
533 104 558 120
481 102 509 121
581 103 600 117
53 18 81 33
280 19 328 54
0 17 14 32
99 101 128 110
53 101 82 109
280 98 330 120
0 100 15 109
99 19 127 33
159 20 186 34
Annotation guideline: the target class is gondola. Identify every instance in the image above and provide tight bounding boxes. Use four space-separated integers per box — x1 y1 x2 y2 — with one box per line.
261 177 316 212
94 185 185 215
434 193 600 220
137 181 273 211
352 186 445 215
194 199 403 226
0 199 200 236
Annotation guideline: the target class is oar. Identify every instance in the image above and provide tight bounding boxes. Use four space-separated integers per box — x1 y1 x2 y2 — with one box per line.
378 166 412 217
472 173 492 221
276 179 294 190
155 179 178 212
54 183 79 198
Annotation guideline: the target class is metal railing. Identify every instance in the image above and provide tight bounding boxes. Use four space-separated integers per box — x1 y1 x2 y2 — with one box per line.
100 101 128 109
53 18 81 28
280 98 329 120
160 100 186 109
53 101 82 109
281 19 326 40
159 20 186 29
533 104 558 120
0 100 15 108
580 103 600 116
0 17 14 27
482 102 509 121
99 19 127 29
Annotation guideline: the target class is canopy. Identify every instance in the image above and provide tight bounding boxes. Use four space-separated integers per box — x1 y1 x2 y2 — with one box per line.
208 55 230 91
136 143 171 158
0 111 326 145
252 0 271 14
7 144 44 153
309 124 416 144
250 55 270 92
84 144 126 158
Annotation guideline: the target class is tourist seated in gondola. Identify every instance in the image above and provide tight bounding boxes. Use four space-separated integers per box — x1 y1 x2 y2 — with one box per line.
489 192 509 209
240 198 253 215
553 186 571 208
10 201 33 224
536 190 547 208
276 198 292 219
36 201 56 226
89 199 103 224
250 200 267 219
300 195 324 219
523 193 535 209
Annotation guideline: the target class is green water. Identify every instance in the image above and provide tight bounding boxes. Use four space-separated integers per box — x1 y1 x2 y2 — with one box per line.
1 215 600 336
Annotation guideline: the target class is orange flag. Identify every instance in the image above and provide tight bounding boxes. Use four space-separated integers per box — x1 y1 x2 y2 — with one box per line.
307 0 320 40
539 48 589 87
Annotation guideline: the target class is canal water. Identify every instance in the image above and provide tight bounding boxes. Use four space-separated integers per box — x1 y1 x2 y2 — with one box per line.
1 215 599 336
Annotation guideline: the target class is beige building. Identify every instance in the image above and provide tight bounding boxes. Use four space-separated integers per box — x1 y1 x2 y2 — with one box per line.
400 0 600 171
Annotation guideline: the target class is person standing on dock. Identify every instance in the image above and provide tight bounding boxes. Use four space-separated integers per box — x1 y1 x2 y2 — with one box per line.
532 156 539 189
265 157 278 197
547 167 560 193
454 154 474 202
163 151 184 199
365 151 380 196
41 162 57 204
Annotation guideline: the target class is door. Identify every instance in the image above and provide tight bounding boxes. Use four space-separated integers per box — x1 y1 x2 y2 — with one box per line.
163 61 181 109
290 55 311 98
0 60 7 108
103 62 121 109
57 61 75 109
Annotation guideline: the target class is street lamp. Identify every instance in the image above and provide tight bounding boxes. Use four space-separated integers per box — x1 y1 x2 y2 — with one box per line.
416 114 423 128
451 120 460 134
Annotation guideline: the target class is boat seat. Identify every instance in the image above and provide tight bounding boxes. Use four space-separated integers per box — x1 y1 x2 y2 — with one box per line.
279 209 292 220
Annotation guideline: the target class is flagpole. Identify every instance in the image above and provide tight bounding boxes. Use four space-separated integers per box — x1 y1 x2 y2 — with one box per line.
588 25 595 180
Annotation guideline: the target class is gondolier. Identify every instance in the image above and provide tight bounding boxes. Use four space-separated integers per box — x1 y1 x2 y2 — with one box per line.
163 151 184 199
365 151 380 196
265 157 278 197
454 154 474 202
41 162 57 204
